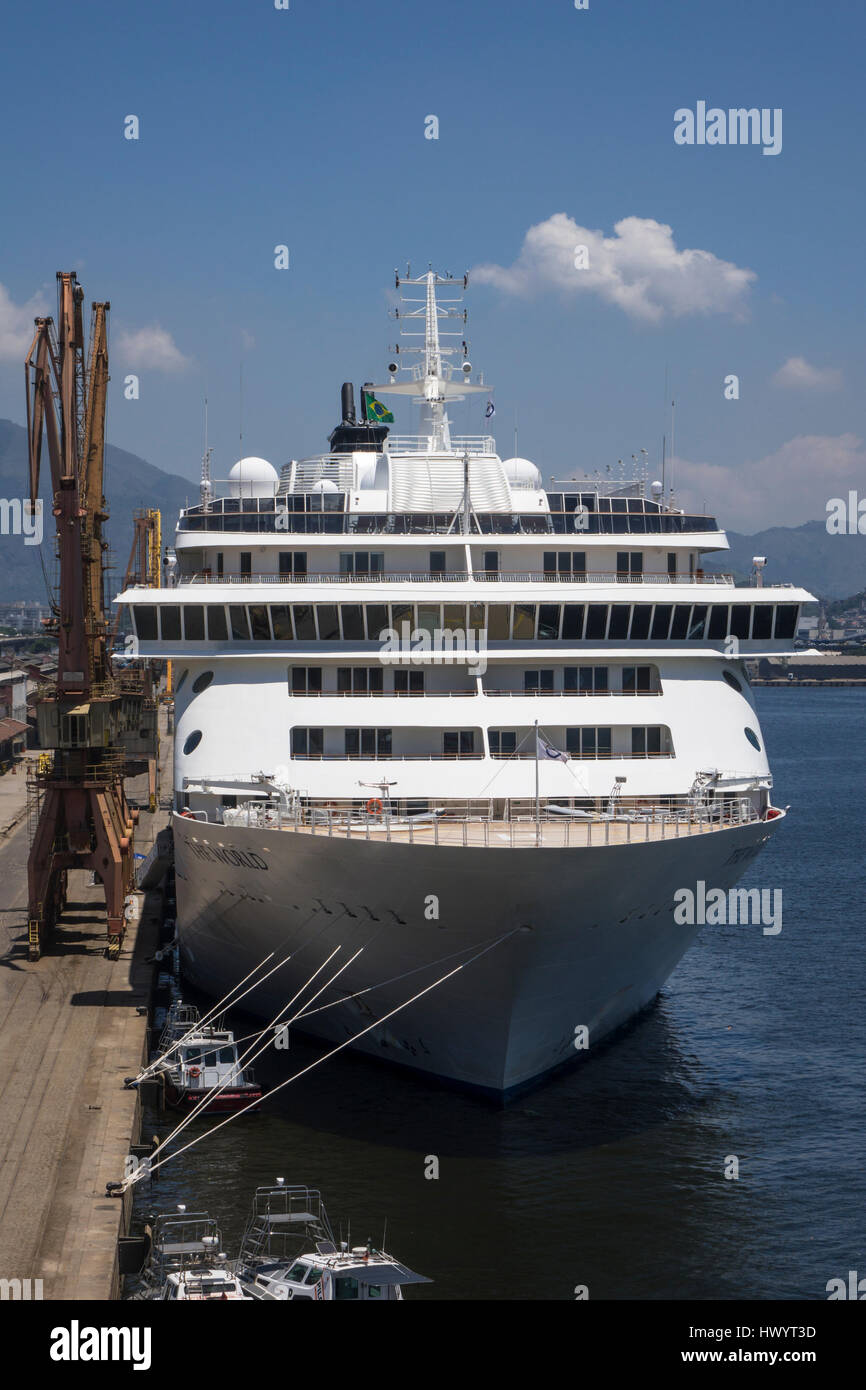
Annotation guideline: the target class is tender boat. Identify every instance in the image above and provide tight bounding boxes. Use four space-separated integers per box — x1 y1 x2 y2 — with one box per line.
133 1207 250 1301
235 1179 431 1301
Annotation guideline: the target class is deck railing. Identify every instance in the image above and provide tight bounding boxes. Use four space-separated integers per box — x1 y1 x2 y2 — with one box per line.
168 570 737 588
192 793 767 848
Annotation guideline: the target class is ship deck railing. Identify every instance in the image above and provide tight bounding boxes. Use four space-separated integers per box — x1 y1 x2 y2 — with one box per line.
166 570 738 587
197 794 769 848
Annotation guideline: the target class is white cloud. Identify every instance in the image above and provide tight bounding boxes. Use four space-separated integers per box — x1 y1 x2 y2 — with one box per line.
115 324 191 372
673 434 866 530
473 213 756 322
0 283 51 361
773 356 842 390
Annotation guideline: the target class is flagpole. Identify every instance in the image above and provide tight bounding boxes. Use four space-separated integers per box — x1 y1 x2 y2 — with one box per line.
534 718 540 846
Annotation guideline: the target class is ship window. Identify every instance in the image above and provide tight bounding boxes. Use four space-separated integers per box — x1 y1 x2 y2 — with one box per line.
366 605 390 642
667 552 677 575
240 552 252 577
184 606 205 641
340 605 364 640
561 605 585 640
443 604 466 633
651 604 672 640
291 727 323 758
608 605 630 640
513 605 536 639
192 671 214 694
487 605 510 640
623 666 653 692
483 551 499 573
417 605 440 636
175 669 189 693
752 605 773 640
394 670 424 693
566 727 611 758
340 551 383 575
271 605 294 640
688 605 708 640
632 726 663 756
489 731 517 756
538 605 561 640
250 605 271 640
585 605 608 640
134 607 158 641
206 606 228 641
183 730 202 755
468 603 485 635
525 670 554 692
279 551 307 575
335 1277 360 1301
292 605 316 641
291 667 322 694
160 606 182 641
723 670 742 692
730 606 751 640
429 550 446 574
616 551 643 576
345 728 391 757
708 605 729 640
316 605 340 640
773 604 798 639
230 606 251 640
744 727 761 751
444 731 475 757
630 605 652 640
669 605 691 640
390 604 414 631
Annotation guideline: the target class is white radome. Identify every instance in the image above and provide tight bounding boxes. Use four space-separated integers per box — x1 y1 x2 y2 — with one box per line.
502 456 542 488
229 456 279 498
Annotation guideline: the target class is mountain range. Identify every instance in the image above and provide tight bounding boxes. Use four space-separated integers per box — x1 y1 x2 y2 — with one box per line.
0 417 861 604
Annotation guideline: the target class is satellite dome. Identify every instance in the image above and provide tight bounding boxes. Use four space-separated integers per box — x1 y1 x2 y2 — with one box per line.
311 478 339 494
229 456 279 499
502 456 542 489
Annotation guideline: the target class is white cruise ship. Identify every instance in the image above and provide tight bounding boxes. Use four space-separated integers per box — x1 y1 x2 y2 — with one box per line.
118 269 813 1096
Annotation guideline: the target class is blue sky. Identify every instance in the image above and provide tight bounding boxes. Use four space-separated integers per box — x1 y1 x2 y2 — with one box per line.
0 0 864 530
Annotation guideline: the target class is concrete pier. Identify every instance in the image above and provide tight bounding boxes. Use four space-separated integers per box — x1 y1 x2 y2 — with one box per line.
0 716 172 1300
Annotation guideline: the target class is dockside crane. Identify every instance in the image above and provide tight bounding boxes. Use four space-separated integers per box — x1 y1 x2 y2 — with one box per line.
25 272 157 960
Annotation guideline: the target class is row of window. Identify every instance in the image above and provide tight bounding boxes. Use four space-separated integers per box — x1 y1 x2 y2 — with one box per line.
188 549 687 578
285 665 657 694
178 509 720 536
288 726 671 760
134 601 799 644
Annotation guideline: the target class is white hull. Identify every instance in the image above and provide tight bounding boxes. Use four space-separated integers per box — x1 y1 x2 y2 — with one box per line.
173 812 779 1095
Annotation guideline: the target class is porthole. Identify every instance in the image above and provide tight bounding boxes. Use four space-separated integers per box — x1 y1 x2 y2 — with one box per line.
183 730 202 755
192 670 214 694
723 670 742 693
174 669 189 693
744 727 761 752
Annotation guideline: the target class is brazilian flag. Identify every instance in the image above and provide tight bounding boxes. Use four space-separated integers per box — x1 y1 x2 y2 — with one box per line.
363 391 394 424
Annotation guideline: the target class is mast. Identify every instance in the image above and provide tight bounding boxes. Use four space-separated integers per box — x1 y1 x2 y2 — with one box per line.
372 267 489 453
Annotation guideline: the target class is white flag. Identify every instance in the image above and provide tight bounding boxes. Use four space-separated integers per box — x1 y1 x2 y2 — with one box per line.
536 732 568 762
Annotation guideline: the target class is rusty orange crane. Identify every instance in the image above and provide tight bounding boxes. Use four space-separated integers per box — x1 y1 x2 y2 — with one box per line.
25 272 156 960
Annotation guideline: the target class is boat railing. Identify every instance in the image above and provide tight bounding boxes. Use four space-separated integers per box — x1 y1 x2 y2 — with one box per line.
237 1185 335 1270
199 793 767 846
172 570 737 587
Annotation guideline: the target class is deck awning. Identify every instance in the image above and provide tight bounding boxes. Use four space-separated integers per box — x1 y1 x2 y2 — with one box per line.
347 1262 432 1287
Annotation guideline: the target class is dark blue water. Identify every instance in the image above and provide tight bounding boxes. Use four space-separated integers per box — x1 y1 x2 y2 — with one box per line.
130 690 866 1300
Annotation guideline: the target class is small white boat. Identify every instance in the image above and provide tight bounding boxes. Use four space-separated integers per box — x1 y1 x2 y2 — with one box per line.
134 1208 250 1301
236 1180 431 1301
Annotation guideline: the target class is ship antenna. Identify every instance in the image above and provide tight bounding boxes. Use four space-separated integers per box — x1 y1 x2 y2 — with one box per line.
201 395 213 507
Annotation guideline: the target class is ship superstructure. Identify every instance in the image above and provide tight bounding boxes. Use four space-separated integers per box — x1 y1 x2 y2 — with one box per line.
117 269 813 1094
